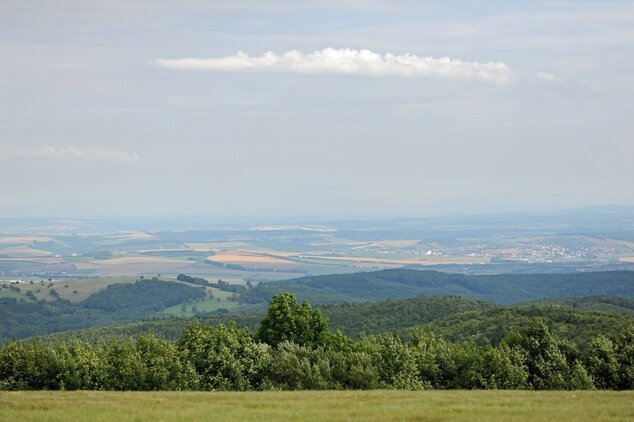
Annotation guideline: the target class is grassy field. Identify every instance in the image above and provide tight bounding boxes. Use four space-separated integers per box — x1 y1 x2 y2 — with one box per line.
17 276 139 302
0 289 35 302
1 390 632 421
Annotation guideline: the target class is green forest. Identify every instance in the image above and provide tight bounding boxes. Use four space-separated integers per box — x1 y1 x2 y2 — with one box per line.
32 295 634 349
3 269 634 342
237 269 634 304
1 293 633 391
0 279 207 341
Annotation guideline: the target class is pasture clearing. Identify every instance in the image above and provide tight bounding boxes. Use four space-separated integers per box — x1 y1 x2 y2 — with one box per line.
79 256 196 277
17 276 139 302
0 289 34 302
1 390 632 422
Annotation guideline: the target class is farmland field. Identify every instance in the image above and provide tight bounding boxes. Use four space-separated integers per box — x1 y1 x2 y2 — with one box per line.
1 390 632 422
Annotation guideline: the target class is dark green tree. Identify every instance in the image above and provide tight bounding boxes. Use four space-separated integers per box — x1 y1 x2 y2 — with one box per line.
177 322 270 390
586 324 634 389
507 319 593 390
256 293 329 347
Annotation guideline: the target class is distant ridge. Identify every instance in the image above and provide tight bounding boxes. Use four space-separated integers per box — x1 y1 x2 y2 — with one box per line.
239 269 634 304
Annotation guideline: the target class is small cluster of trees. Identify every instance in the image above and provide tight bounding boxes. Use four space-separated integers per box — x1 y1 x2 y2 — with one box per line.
1 293 632 391
176 274 247 294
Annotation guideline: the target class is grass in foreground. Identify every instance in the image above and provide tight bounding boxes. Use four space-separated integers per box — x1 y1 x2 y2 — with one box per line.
1 390 633 422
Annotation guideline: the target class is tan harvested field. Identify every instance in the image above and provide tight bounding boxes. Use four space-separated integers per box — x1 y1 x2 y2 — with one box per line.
0 257 64 264
0 236 54 244
1 390 633 422
18 276 139 302
73 262 101 270
0 247 53 257
209 252 294 265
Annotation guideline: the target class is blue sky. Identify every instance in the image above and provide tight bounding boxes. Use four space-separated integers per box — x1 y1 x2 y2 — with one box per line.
1 1 633 218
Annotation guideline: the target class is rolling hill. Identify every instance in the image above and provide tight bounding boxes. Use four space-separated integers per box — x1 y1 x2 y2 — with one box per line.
238 269 634 304
37 295 634 348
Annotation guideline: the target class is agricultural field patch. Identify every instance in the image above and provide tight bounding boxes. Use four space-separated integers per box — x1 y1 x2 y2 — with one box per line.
209 252 294 265
186 241 254 251
0 236 54 244
293 254 490 267
0 257 64 264
350 239 421 249
78 256 197 277
0 246 54 257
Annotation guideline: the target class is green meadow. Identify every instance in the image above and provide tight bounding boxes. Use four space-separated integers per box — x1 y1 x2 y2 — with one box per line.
1 390 633 422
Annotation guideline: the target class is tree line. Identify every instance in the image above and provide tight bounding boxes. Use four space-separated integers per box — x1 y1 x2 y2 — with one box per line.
1 293 632 391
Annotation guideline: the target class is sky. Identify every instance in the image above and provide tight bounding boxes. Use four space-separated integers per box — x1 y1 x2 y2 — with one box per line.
1 1 633 219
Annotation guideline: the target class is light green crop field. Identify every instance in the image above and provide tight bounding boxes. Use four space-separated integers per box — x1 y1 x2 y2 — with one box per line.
1 390 633 422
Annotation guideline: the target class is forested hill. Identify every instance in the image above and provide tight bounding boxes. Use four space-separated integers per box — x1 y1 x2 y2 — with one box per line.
516 295 634 315
0 280 207 341
39 295 634 348
3 270 634 342
238 269 634 304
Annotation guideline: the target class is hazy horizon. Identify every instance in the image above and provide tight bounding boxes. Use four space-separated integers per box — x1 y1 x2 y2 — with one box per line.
2 1 633 218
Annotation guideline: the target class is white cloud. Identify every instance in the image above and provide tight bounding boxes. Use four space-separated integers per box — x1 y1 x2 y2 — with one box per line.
153 48 511 83
536 72 564 83
0 145 141 163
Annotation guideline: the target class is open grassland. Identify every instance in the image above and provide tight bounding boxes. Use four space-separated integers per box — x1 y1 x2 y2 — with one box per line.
0 289 34 302
1 390 633 422
17 276 139 302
